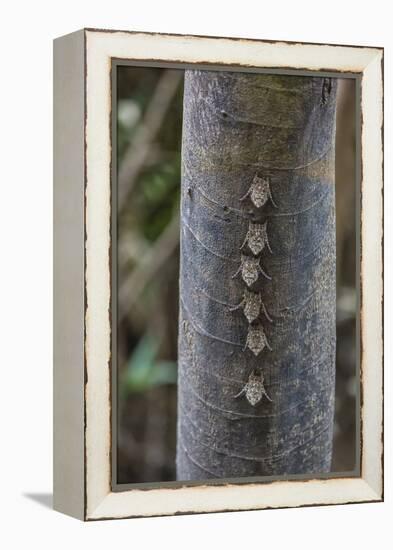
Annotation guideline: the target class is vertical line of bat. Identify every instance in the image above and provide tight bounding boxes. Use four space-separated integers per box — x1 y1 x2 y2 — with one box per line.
231 174 277 406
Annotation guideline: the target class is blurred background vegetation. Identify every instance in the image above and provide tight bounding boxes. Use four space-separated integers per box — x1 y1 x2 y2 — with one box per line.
116 67 357 484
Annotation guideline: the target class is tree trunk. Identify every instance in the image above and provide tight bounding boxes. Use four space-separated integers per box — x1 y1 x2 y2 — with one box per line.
177 70 337 480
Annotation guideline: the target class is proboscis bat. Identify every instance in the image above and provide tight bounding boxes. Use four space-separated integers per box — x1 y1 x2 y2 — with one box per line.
240 221 272 256
230 289 272 324
244 323 272 355
240 175 278 209
235 370 272 406
232 254 271 287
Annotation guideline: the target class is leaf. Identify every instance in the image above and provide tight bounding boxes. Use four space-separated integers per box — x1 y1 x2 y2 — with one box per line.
123 333 177 394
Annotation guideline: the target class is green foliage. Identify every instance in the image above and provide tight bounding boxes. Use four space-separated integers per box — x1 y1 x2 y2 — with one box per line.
118 75 183 244
122 333 177 396
138 160 181 242
117 68 182 398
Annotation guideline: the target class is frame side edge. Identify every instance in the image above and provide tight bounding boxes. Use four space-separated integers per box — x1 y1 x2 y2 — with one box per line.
53 29 86 521
360 50 384 500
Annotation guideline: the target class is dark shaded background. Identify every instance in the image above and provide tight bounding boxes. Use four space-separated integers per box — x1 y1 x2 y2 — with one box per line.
116 67 356 484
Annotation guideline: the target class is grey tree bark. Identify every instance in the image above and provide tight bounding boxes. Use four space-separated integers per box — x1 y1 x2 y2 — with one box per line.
177 70 337 480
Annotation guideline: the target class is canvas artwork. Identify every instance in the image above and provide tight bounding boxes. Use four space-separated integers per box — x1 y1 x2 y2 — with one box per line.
115 67 358 485
53 30 383 520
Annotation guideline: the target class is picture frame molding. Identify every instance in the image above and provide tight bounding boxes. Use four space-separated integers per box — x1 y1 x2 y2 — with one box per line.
53 28 384 521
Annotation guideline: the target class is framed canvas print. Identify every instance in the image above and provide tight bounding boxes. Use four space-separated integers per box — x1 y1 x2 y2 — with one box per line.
53 28 383 520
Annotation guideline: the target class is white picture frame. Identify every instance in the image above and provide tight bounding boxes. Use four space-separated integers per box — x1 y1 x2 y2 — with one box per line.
53 28 383 521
